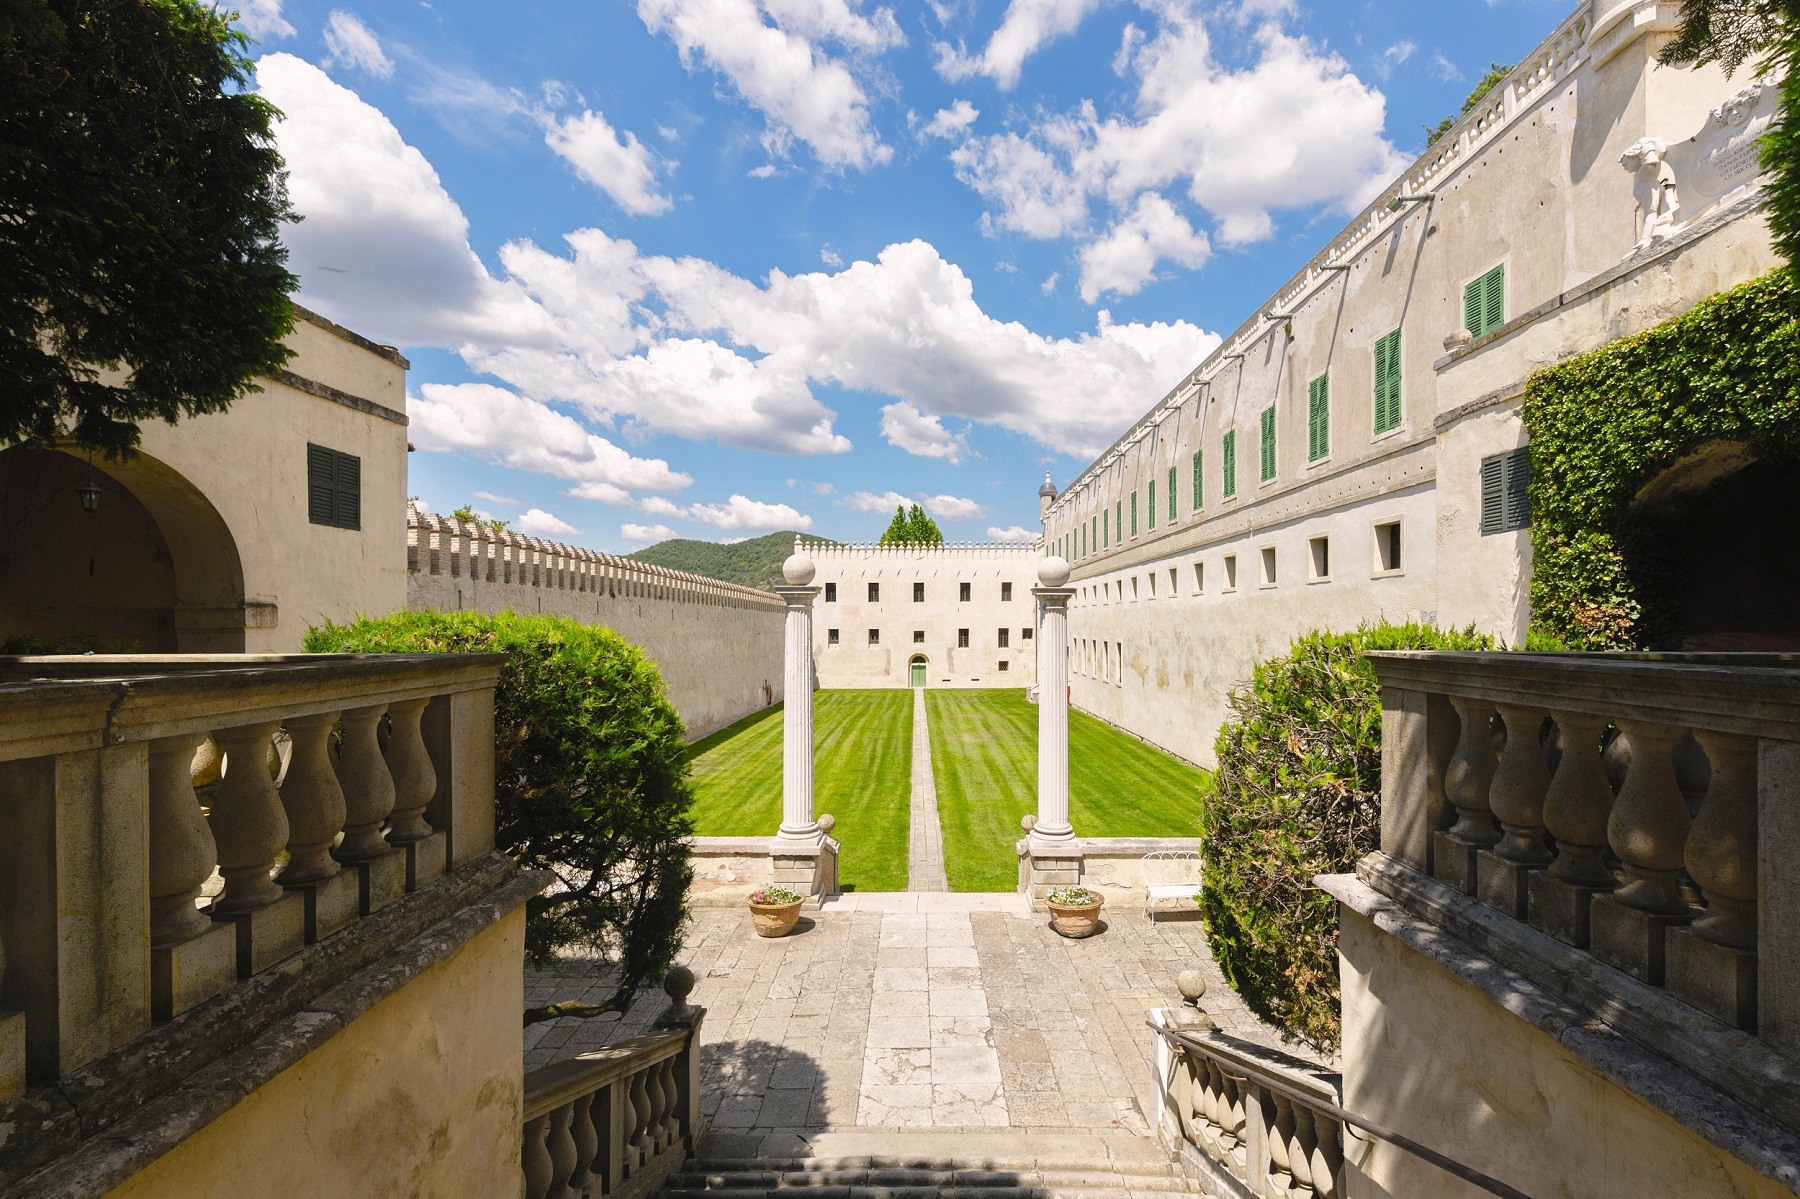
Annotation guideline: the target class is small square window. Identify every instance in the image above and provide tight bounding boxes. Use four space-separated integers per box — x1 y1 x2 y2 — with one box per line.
1022 627 1033 640
1260 546 1278 587
1375 520 1403 574
1169 568 1178 596
1193 562 1205 594
1001 582 1012 601
998 628 1010 648
828 628 840 645
914 582 925 602
1308 535 1331 582
959 582 971 602
868 628 880 645
998 660 1010 672
1131 576 1139 600
958 628 970 648
1148 572 1158 598
825 582 837 602
868 582 880 602
913 629 925 643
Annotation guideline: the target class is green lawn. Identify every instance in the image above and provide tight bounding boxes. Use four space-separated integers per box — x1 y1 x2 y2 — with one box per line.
927 689 1208 891
687 690 913 892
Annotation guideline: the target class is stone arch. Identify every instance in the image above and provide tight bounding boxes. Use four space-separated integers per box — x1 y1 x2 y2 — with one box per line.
0 445 247 652
1629 444 1800 650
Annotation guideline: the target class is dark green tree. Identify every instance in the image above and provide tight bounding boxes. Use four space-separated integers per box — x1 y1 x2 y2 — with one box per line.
1 0 298 458
906 503 943 545
305 611 695 1026
1423 62 1514 146
1659 1 1800 264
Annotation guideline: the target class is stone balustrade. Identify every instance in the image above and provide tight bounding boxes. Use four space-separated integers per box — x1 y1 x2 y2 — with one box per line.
1367 650 1800 1048
1150 1012 1345 1199
0 652 503 1088
410 510 783 612
522 969 705 1199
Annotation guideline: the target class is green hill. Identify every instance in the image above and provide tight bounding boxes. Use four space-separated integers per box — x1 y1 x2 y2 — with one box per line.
626 530 832 590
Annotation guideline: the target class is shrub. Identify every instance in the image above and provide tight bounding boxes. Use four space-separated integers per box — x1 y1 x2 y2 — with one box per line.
1199 622 1493 1051
305 610 694 1022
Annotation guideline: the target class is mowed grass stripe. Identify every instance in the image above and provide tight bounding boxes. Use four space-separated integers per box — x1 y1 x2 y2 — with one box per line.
687 690 913 892
927 688 1208 891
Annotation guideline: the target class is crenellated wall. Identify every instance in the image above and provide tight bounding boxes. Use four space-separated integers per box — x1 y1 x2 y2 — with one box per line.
407 511 784 740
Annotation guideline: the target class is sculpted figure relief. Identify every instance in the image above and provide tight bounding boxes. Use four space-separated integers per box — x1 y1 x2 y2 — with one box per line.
1620 137 1682 249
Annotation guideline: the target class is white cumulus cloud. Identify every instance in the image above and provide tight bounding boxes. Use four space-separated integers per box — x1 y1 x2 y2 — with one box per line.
922 100 980 139
542 109 674 215
623 523 678 544
988 525 1036 542
688 494 813 531
636 0 899 169
322 11 393 77
920 493 987 520
236 0 294 39
845 489 912 513
934 0 1105 90
515 508 582 537
1078 192 1211 302
879 402 968 463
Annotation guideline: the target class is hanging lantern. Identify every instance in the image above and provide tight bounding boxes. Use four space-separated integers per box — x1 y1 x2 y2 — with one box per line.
78 478 101 513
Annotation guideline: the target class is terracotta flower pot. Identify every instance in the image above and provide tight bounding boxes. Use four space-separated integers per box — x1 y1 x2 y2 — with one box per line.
1046 893 1104 938
749 898 804 937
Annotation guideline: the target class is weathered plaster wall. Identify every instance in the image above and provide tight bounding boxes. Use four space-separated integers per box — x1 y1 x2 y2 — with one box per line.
1336 906 1787 1199
806 541 1042 689
408 515 785 741
105 910 525 1199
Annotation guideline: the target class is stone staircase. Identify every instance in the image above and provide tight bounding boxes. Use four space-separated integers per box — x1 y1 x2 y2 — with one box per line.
667 1133 1209 1199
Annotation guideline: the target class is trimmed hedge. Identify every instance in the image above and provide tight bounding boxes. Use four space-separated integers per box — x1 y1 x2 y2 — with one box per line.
1199 622 1493 1051
1523 267 1800 648
306 611 694 1013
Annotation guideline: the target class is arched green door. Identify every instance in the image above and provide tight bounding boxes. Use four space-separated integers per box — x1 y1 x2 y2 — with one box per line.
909 658 927 687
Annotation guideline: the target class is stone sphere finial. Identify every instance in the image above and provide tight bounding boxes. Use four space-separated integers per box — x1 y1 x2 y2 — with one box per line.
1176 969 1207 1004
818 813 836 834
657 963 698 1026
1037 556 1071 587
1021 814 1038 832
783 553 816 585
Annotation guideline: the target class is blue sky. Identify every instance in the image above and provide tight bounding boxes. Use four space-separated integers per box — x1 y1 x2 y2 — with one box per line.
239 0 1565 549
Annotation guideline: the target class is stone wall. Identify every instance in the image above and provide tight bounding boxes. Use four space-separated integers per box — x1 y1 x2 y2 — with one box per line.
802 538 1043 689
407 512 785 740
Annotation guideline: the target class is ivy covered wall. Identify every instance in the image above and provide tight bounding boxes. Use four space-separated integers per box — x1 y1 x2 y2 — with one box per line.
1522 267 1800 648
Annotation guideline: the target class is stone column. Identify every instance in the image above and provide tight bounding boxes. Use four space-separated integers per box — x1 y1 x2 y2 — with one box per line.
1024 557 1080 899
771 551 832 898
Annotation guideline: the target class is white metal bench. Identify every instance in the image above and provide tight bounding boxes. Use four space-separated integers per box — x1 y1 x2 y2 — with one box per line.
1142 849 1202 923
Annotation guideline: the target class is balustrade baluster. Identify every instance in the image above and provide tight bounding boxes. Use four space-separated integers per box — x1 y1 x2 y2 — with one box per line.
1312 1116 1344 1199
1268 1092 1296 1189
640 1058 666 1156
568 1091 599 1192
1436 697 1501 892
545 1103 578 1199
277 712 346 884
1490 705 1552 865
523 1114 553 1199
1686 732 1757 950
149 732 217 944
384 697 437 845
1608 721 1693 915
1543 713 1616 887
1224 1074 1247 1173
209 722 287 913
334 705 395 861
627 1066 651 1175
1290 1105 1319 1196
654 1056 678 1150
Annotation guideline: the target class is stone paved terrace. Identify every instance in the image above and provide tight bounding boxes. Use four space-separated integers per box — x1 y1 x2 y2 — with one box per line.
524 893 1296 1154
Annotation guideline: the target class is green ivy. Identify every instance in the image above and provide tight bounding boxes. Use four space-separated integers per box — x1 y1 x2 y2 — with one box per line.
1200 622 1493 1051
1522 266 1800 648
305 610 694 1022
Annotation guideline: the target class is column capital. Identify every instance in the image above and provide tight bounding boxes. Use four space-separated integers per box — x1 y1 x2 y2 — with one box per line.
774 585 821 609
1032 586 1075 607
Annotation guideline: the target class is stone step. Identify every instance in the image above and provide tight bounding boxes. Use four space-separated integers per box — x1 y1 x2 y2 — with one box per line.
666 1188 1188 1199
675 1170 1189 1191
690 1159 1181 1179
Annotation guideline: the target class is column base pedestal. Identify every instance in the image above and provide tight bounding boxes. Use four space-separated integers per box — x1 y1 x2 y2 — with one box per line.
152 920 238 1019
283 868 362 944
1527 873 1613 949
351 850 408 916
211 890 306 978
770 837 839 905
1589 892 1694 985
1475 850 1543 921
1666 927 1757 1029
1432 830 1495 896
1018 835 1083 905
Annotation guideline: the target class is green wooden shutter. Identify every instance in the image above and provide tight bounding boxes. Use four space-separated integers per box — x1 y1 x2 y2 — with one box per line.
307 444 335 526
1463 277 1482 337
1130 492 1138 536
1480 455 1505 533
334 451 361 530
1503 446 1530 529
1374 330 1402 433
1191 451 1203 510
1259 406 1276 481
1307 375 1329 461
1222 432 1236 498
1146 482 1155 530
1167 466 1177 521
1479 447 1530 533
1115 501 1122 544
1484 264 1505 335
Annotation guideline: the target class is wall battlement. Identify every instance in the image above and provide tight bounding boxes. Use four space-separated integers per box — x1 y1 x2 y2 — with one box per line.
797 536 1041 559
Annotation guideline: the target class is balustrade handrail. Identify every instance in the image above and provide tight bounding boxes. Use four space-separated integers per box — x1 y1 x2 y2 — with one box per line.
0 653 504 763
1365 650 1800 742
1152 1023 1536 1199
523 1027 688 1122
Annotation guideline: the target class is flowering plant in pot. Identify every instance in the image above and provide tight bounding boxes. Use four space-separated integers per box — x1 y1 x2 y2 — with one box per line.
747 885 805 937
1045 885 1104 938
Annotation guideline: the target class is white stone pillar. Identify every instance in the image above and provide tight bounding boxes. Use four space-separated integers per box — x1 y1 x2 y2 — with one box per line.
1031 557 1076 853
772 552 823 853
